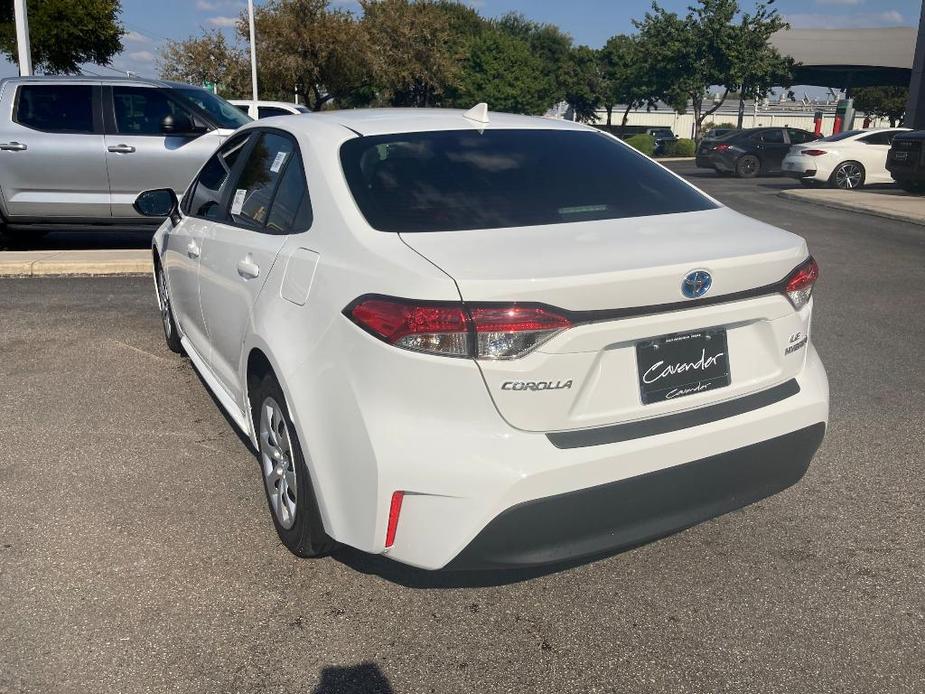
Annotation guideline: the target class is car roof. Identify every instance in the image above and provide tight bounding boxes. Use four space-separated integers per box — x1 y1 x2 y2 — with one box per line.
273 107 592 137
0 74 204 90
229 99 304 108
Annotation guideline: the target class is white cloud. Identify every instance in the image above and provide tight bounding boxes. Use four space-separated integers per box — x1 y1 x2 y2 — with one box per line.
124 31 153 44
785 10 906 29
207 15 239 27
127 50 156 63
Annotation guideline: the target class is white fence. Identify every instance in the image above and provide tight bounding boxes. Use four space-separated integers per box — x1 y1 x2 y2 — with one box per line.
593 108 892 138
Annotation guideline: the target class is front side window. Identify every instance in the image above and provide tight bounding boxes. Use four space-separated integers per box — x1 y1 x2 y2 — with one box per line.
753 130 785 144
227 132 296 229
171 87 252 129
340 129 717 233
186 135 250 219
15 84 95 134
113 86 200 135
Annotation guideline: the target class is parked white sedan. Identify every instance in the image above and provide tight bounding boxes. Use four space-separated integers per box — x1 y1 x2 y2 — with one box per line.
782 128 910 189
136 107 828 570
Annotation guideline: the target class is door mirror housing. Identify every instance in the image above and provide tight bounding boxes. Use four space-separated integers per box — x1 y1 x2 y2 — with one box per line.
161 113 206 136
134 188 180 224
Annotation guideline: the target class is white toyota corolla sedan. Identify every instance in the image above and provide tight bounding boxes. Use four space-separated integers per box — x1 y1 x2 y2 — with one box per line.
137 106 828 571
782 127 910 189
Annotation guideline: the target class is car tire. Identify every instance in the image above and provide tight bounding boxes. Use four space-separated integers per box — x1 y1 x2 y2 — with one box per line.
830 161 865 190
154 260 184 354
251 370 336 558
735 155 761 178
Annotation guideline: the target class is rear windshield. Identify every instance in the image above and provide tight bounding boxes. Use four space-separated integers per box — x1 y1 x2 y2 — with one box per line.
818 130 863 142
340 129 717 233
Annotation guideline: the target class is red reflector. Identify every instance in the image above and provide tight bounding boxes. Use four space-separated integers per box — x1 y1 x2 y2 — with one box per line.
801 149 827 157
469 306 571 333
349 298 468 344
385 491 404 548
785 256 819 292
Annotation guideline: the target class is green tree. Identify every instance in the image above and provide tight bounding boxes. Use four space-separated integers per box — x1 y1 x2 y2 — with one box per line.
249 0 373 110
361 0 458 107
0 0 123 74
561 45 604 123
728 2 792 127
456 28 549 115
496 13 572 104
157 30 249 97
599 34 659 129
634 0 759 141
853 86 908 127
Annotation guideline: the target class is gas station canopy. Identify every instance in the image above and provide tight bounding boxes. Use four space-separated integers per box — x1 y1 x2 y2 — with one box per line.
770 27 916 88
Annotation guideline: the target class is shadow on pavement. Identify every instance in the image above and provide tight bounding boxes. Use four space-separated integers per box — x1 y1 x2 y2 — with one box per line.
312 662 394 694
0 228 155 251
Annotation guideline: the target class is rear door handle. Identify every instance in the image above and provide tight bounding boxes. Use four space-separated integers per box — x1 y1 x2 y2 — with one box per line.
0 142 27 151
186 241 200 259
107 144 136 153
236 257 260 279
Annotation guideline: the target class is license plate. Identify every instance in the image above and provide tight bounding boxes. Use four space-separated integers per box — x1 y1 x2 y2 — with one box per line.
636 329 730 404
894 151 908 161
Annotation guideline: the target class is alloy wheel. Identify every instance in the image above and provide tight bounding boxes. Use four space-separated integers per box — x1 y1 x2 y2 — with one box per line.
259 396 298 529
834 162 863 189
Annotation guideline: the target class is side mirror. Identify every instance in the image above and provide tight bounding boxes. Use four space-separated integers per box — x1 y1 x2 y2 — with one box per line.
161 113 205 136
134 188 180 224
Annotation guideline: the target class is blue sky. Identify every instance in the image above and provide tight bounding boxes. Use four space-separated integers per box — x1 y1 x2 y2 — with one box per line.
0 0 920 80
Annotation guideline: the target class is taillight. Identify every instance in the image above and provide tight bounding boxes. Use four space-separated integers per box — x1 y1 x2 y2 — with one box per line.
714 143 731 152
346 297 571 359
783 257 819 309
801 149 827 156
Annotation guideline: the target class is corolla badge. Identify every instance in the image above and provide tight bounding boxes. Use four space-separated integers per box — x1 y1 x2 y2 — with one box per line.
681 270 712 299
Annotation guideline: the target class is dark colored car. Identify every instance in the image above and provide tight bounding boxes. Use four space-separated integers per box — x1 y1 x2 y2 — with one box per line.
886 130 925 192
644 127 679 155
696 128 739 168
707 127 819 178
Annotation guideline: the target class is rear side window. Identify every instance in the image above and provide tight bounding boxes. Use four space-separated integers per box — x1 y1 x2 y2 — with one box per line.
340 129 716 233
15 84 95 134
859 130 899 145
258 106 292 119
227 132 296 229
186 135 250 219
265 155 312 234
752 130 785 144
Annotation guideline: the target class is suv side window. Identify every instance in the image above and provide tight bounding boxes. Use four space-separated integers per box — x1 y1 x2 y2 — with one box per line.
258 106 292 119
225 131 300 231
185 134 251 220
112 86 200 135
14 84 96 134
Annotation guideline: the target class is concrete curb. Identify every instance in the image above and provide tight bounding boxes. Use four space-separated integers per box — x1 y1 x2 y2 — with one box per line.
778 189 925 227
0 250 153 277
656 157 696 162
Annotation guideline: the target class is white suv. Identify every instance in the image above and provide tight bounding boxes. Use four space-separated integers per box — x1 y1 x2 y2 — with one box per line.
140 107 829 571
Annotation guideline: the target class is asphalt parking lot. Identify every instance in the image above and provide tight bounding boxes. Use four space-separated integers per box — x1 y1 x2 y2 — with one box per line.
1 162 923 694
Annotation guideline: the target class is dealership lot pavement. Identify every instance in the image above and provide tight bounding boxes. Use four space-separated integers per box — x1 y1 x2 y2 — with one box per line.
1 164 923 694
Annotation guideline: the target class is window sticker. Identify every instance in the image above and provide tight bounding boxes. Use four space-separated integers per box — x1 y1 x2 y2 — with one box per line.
231 188 246 216
270 151 288 173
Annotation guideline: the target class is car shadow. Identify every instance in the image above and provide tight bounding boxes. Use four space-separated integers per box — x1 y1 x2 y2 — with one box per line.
0 227 155 251
311 662 394 694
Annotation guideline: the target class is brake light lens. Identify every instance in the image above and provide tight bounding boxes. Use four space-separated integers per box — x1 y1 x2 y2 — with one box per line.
714 143 731 152
801 149 827 156
346 297 571 359
783 257 819 309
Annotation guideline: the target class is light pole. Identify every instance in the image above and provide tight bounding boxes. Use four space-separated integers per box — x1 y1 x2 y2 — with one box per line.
247 0 259 103
14 0 33 76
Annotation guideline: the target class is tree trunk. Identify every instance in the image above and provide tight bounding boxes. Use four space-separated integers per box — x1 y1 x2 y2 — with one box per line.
737 94 746 129
620 104 632 136
606 105 613 127
697 89 730 142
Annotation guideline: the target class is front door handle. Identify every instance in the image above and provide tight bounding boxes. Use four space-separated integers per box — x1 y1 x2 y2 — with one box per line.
186 241 200 259
107 144 136 154
236 257 260 279
0 142 27 151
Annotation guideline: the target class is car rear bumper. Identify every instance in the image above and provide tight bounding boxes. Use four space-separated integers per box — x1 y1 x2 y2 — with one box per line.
366 345 828 570
695 153 714 168
446 422 824 570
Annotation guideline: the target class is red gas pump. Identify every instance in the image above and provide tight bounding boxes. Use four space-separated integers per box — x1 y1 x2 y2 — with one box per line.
813 110 823 136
